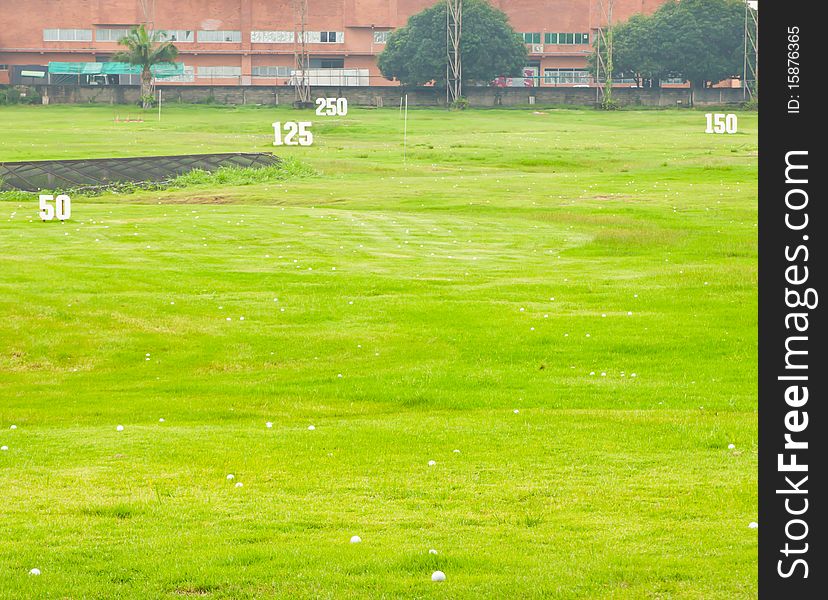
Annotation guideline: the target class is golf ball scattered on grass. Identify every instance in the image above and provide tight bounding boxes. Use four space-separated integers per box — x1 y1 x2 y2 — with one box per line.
350 535 362 544
431 571 446 582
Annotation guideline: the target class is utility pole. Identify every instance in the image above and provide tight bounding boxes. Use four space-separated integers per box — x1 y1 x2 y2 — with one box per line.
446 0 462 104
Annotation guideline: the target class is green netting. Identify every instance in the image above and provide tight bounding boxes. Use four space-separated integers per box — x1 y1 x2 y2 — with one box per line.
48 62 103 75
48 62 184 78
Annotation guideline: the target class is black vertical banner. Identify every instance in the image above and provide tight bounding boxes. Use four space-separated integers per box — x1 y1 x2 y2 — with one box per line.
759 1 825 597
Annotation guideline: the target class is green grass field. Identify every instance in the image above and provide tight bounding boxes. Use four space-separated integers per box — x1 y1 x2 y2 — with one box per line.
0 104 757 598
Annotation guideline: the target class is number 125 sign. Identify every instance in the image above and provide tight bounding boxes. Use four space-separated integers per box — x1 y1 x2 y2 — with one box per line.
272 121 313 146
39 194 71 221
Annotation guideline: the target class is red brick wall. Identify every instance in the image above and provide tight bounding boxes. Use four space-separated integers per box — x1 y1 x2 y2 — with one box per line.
1 0 668 86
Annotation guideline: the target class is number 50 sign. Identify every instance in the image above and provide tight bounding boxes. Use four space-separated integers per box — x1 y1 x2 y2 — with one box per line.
40 194 71 221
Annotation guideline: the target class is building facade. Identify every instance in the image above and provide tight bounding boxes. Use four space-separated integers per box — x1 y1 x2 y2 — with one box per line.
0 0 665 88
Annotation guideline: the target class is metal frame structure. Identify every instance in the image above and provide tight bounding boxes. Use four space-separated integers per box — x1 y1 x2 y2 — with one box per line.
293 0 312 105
593 0 615 106
743 1 758 100
446 0 462 104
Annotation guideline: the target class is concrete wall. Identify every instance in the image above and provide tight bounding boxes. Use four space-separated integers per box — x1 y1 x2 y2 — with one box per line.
33 84 747 107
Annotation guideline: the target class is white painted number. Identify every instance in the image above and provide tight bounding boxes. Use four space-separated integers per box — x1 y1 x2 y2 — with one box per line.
273 121 314 146
705 113 738 134
315 97 348 116
56 194 71 220
39 194 71 221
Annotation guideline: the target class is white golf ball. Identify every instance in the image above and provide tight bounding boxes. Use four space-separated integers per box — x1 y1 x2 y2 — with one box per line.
226 474 235 480
266 422 273 428
748 522 758 529
29 568 41 576
350 535 362 543
308 425 316 431
116 425 124 432
431 570 446 582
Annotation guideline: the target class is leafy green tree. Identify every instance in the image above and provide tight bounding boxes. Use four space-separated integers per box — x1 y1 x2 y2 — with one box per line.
378 0 527 89
590 0 744 101
589 14 666 88
112 24 178 109
657 0 744 95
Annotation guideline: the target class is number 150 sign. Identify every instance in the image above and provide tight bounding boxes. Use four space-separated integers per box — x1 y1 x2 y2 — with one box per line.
40 194 71 221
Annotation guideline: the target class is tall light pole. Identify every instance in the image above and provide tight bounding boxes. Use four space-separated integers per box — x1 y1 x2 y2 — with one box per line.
446 0 462 104
595 0 615 107
743 1 758 100
293 0 311 106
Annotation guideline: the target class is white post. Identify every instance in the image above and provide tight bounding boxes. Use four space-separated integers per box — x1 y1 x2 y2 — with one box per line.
403 94 408 166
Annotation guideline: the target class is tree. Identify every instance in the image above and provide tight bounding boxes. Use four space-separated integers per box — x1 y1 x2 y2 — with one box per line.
378 0 527 90
589 14 667 88
112 25 178 109
590 0 744 102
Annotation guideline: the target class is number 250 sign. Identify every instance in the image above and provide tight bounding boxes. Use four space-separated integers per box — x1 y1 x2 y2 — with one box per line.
40 194 71 221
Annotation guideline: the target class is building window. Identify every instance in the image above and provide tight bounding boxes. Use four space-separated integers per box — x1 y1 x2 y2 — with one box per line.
373 30 390 44
522 32 541 44
197 30 241 43
304 31 343 43
164 66 195 82
545 32 589 45
196 66 242 78
309 58 345 69
96 28 132 42
251 30 294 43
43 29 93 42
544 68 591 85
252 65 292 77
157 30 194 43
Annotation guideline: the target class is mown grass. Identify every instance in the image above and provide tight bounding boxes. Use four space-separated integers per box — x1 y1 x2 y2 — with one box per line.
0 103 757 599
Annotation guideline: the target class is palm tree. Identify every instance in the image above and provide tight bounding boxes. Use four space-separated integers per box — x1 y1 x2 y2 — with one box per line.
112 25 178 109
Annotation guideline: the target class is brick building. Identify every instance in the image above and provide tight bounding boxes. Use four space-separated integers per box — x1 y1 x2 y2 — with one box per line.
0 1 664 88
